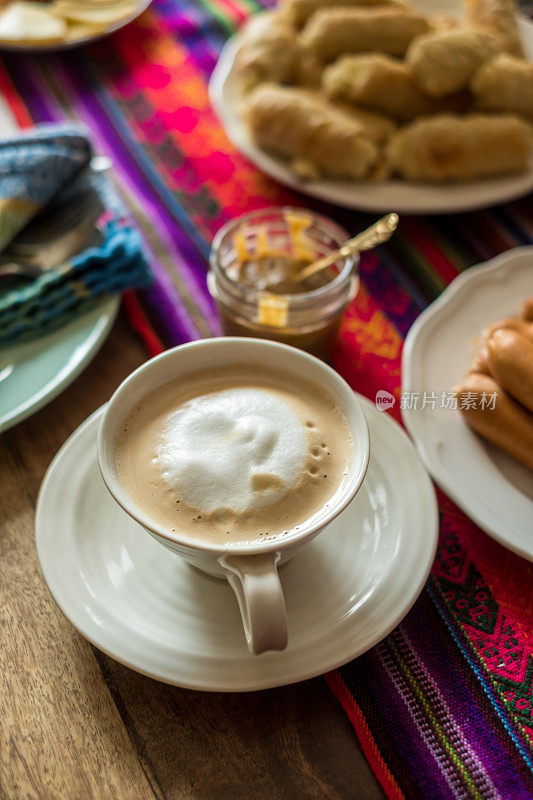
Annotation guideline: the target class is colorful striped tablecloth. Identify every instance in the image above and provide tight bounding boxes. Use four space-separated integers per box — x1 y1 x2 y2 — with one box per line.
2 2 533 797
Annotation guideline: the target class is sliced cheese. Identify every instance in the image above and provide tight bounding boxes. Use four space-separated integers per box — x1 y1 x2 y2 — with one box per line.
64 21 108 41
52 0 138 25
0 1 67 41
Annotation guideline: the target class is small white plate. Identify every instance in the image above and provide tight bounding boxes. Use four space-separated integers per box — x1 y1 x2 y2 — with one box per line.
209 12 533 214
402 247 533 561
0 296 119 433
36 398 437 692
0 0 151 53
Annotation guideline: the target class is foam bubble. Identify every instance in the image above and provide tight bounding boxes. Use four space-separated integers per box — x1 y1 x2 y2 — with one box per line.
157 388 308 514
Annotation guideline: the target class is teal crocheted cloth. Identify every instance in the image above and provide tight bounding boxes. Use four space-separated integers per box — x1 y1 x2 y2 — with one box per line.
0 124 152 344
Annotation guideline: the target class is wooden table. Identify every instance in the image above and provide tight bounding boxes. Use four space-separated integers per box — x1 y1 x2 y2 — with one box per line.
1 312 386 800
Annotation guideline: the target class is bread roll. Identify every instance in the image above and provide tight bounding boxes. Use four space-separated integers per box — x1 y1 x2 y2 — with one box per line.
472 54 533 119
244 84 378 180
235 14 300 94
338 106 397 144
464 0 523 56
407 27 500 97
300 7 430 60
386 114 532 181
296 51 324 88
323 54 439 121
281 0 405 28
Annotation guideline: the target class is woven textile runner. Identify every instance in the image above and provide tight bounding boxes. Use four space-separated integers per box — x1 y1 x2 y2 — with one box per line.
2 2 533 796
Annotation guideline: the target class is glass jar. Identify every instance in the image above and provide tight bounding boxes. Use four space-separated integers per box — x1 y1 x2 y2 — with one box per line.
208 207 358 361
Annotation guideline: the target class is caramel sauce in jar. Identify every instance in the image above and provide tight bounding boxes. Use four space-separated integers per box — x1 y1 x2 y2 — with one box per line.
208 208 358 360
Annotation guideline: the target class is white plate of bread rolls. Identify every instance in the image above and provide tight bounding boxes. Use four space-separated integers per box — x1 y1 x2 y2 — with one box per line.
209 0 533 213
402 248 533 561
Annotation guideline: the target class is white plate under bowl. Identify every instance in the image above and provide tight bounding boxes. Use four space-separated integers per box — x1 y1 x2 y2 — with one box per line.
35 398 437 692
0 0 152 53
402 247 533 561
209 10 533 215
0 296 119 433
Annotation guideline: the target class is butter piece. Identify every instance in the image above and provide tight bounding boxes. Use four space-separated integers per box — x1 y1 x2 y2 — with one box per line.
257 293 289 328
285 211 314 262
234 229 250 263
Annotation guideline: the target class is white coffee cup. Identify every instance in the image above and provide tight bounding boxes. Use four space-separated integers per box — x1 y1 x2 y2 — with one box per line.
97 338 369 655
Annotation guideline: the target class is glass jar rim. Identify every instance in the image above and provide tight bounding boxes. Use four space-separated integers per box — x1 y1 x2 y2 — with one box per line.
209 206 357 307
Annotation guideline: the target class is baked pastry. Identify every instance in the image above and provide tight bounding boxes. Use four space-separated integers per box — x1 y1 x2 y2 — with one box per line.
244 83 378 180
386 114 532 181
296 51 324 88
300 7 430 60
464 0 524 55
235 14 300 94
472 54 533 119
323 53 441 121
280 0 405 28
406 27 500 97
233 0 533 184
336 105 397 143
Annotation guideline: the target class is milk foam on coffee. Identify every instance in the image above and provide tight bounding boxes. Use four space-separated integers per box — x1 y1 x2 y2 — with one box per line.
115 365 353 545
158 389 307 514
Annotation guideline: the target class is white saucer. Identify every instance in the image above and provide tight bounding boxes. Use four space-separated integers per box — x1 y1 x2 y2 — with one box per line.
402 247 533 561
36 398 437 691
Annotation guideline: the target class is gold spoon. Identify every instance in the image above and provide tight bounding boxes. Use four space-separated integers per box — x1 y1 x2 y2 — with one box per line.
298 212 399 282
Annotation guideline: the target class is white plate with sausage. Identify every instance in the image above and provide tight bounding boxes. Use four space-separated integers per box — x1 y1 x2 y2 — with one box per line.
401 247 533 561
209 6 533 215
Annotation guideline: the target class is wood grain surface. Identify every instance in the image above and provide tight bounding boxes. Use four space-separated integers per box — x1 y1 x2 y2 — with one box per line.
0 311 386 800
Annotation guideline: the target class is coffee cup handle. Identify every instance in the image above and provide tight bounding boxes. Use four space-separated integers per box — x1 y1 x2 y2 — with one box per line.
219 552 288 655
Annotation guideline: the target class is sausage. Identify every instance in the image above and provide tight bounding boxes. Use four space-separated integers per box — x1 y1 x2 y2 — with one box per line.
484 316 533 340
468 344 492 375
456 372 533 471
486 328 533 412
522 297 533 322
